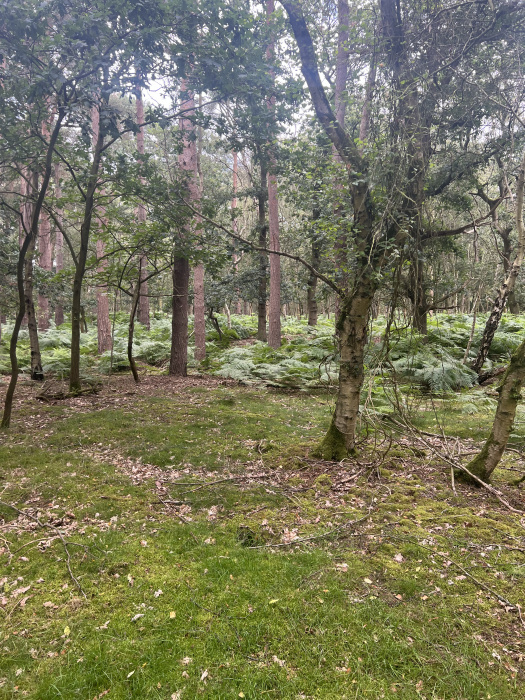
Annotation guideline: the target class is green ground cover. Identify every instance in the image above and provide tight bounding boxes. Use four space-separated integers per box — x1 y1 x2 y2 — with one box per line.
1 373 524 699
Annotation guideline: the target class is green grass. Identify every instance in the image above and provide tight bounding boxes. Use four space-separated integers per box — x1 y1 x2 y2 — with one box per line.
1 378 524 698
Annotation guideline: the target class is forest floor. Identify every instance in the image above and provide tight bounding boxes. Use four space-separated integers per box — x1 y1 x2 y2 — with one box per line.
0 374 525 699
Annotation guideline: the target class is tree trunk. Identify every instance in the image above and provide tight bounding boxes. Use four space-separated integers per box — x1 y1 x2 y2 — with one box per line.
169 256 190 376
37 207 52 331
307 238 320 326
135 82 150 328
194 263 206 362
257 159 268 342
128 272 141 383
316 275 377 459
267 169 281 347
266 0 281 349
54 164 65 326
70 104 105 393
472 149 525 375
2 110 64 427
232 152 243 314
96 238 112 353
466 339 525 482
24 228 44 381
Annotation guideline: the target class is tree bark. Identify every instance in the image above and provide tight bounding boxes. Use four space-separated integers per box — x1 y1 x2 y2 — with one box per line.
54 164 65 326
96 238 112 353
91 104 112 355
257 159 268 342
70 103 105 392
169 256 190 376
193 262 206 361
232 151 242 314
466 338 525 482
472 149 525 374
2 110 63 427
266 0 282 349
24 222 44 381
37 207 52 331
316 274 377 458
128 270 141 383
135 82 150 328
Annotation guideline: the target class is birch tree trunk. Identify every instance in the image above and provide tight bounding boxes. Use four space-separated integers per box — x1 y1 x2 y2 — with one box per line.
466 338 525 482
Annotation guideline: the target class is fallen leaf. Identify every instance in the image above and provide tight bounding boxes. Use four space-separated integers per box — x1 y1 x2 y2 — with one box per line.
180 657 192 665
154 589 163 598
64 626 70 637
269 599 279 605
335 563 349 572
131 614 144 622
170 611 176 619
127 670 135 678
200 669 209 681
393 553 404 563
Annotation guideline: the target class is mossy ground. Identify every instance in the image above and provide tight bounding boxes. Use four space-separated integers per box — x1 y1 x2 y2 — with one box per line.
0 375 524 699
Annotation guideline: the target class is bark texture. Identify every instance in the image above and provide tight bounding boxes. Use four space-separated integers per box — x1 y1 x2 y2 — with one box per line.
54 164 64 326
70 103 105 392
169 256 190 376
37 207 52 331
472 149 525 374
466 339 525 482
135 84 150 328
266 0 281 349
257 160 268 342
96 238 112 353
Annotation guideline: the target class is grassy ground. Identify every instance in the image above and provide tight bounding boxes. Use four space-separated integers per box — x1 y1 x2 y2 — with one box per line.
1 375 524 699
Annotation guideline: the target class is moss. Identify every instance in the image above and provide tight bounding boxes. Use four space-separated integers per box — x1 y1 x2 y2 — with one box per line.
313 421 350 460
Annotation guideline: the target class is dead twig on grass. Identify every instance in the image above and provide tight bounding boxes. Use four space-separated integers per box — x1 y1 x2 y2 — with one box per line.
0 500 89 597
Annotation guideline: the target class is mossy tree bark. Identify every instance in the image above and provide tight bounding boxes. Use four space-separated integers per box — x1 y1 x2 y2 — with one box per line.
466 338 525 482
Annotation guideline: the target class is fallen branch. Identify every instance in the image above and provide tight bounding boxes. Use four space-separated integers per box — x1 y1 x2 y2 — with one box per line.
0 500 89 597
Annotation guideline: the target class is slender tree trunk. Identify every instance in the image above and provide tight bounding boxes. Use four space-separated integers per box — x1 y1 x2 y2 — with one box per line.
266 0 281 349
307 238 320 327
54 164 64 326
232 151 242 314
2 110 63 426
257 160 268 342
169 257 190 376
466 339 525 482
91 105 112 354
472 149 525 374
333 0 350 309
70 104 105 393
135 82 150 328
23 170 44 380
128 271 141 383
37 207 52 331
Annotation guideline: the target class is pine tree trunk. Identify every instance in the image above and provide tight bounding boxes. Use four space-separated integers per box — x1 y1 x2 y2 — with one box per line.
193 263 206 362
128 272 141 383
96 238 112 353
466 339 525 482
169 256 190 376
257 160 268 342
